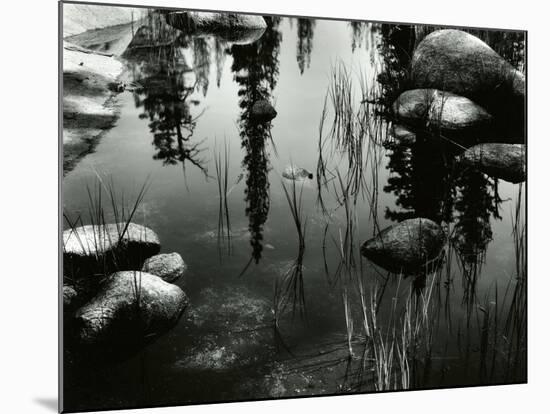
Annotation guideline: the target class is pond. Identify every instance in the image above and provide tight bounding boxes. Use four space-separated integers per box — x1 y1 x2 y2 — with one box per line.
62 11 526 412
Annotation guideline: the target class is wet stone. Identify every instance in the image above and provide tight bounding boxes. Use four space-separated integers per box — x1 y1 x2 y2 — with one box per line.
142 252 187 283
75 271 188 345
392 89 492 132
412 29 525 103
63 222 160 276
361 218 446 274
458 143 526 183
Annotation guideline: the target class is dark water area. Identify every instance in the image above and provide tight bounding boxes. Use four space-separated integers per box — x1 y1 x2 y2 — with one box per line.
63 12 526 412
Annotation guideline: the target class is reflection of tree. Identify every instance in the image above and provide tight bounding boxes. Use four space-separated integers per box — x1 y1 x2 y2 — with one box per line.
193 38 211 96
384 139 454 224
230 16 282 264
451 167 500 304
124 16 214 176
376 24 416 108
296 18 315 74
383 139 502 283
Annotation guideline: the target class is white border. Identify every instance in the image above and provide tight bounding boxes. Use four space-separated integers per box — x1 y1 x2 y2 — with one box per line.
2 0 547 413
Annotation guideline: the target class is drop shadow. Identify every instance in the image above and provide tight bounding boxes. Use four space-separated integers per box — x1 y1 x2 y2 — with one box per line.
33 397 58 412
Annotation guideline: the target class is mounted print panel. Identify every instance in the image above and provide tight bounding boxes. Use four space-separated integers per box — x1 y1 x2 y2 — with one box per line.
60 1 526 412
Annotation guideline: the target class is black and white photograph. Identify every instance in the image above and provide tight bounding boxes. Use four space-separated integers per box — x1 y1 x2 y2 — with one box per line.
59 1 528 412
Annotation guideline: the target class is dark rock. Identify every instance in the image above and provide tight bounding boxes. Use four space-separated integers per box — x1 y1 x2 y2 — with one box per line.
458 143 526 183
411 29 525 103
165 11 266 44
75 271 188 345
63 223 160 277
250 100 277 123
361 218 446 273
392 89 492 131
63 285 78 309
142 252 187 283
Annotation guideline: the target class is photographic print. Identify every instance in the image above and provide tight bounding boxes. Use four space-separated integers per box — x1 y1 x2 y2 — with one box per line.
60 1 526 412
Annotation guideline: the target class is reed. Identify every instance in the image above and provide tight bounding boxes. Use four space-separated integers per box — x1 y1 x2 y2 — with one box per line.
63 173 151 279
213 138 232 258
274 178 308 324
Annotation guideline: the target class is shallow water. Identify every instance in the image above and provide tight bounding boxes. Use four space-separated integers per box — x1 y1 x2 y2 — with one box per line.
63 13 526 411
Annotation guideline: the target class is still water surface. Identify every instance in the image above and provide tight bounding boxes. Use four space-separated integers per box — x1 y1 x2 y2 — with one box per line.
63 14 525 410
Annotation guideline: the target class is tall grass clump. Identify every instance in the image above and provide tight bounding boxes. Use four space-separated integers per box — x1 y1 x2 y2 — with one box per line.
63 173 152 284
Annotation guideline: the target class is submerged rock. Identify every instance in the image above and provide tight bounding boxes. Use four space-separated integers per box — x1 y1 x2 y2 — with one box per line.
250 100 277 123
411 29 525 103
63 223 160 276
165 11 266 44
458 143 526 183
361 218 446 273
282 166 314 181
392 89 492 131
142 252 187 283
176 285 272 371
75 271 188 345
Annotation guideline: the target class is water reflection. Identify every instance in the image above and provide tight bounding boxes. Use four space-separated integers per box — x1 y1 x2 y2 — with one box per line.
123 16 212 175
230 16 282 265
296 18 315 74
377 24 507 281
383 138 454 224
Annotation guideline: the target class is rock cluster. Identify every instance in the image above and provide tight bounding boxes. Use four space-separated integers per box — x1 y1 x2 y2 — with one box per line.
63 223 189 348
389 29 525 181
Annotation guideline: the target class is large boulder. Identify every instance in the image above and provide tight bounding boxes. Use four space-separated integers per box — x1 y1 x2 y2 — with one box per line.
63 222 160 276
392 89 492 131
164 11 266 44
142 252 187 283
411 29 524 103
458 143 526 183
75 271 188 345
361 218 446 273
250 100 278 123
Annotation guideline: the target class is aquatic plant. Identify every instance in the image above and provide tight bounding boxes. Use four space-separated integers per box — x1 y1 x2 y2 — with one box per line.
274 178 308 324
213 138 232 258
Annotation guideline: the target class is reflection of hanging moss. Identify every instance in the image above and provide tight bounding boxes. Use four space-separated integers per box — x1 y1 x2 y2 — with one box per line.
349 21 365 52
214 38 228 88
193 38 211 96
230 17 282 263
296 18 315 74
